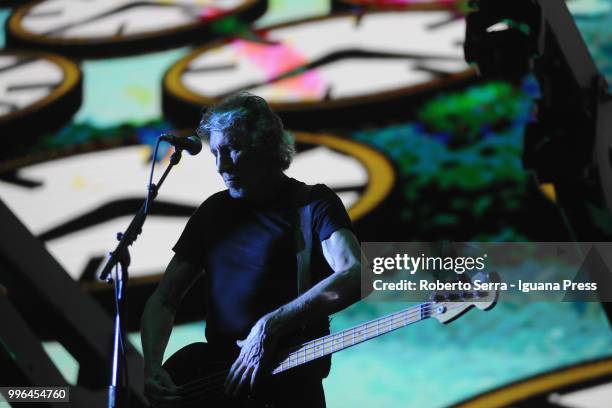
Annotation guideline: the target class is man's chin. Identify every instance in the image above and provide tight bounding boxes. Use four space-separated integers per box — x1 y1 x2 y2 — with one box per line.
228 187 245 199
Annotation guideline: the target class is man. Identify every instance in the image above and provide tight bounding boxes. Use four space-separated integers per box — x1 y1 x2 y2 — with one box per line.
141 92 364 407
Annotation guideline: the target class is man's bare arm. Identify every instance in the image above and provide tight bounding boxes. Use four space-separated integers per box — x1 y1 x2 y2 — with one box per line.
267 227 367 333
141 254 203 403
225 228 368 395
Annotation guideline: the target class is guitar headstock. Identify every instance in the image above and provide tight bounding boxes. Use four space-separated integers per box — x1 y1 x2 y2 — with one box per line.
430 271 499 324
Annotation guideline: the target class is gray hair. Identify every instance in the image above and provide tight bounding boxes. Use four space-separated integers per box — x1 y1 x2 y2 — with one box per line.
196 92 295 170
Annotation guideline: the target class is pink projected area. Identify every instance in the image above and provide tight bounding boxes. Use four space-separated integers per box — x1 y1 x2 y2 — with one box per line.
348 0 456 6
231 40 326 100
198 6 226 21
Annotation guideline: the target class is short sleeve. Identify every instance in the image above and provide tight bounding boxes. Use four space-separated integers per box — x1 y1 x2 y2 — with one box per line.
172 191 225 267
310 184 355 242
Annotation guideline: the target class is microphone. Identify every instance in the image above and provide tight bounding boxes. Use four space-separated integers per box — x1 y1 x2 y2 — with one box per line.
160 134 202 155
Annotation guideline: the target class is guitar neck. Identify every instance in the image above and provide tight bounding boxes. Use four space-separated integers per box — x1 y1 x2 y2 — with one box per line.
271 301 435 375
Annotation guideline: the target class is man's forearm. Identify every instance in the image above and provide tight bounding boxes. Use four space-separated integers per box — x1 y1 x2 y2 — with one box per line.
141 291 176 372
264 265 362 336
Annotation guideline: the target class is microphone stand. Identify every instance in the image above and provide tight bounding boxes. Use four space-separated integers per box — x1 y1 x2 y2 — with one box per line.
99 146 184 408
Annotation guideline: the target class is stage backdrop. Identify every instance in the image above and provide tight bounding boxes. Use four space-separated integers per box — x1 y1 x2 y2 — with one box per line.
1 1 611 407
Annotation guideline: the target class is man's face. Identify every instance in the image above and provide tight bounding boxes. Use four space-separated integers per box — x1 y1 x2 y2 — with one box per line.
209 129 267 199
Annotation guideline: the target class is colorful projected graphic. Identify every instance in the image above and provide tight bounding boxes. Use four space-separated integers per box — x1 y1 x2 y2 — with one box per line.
567 0 611 17
6 0 267 57
163 10 474 129
332 0 459 11
417 81 527 147
0 50 81 150
452 356 612 408
0 132 393 281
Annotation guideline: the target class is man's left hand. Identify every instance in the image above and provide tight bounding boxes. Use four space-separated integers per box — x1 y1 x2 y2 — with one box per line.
225 314 279 397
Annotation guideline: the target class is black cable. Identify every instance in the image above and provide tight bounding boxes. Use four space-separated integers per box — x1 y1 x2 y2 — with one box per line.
144 137 162 214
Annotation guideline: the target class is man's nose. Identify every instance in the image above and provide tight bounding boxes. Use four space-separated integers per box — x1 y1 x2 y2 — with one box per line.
216 152 232 173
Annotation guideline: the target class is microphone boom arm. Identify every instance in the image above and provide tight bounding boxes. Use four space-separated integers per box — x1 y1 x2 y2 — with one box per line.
99 148 182 281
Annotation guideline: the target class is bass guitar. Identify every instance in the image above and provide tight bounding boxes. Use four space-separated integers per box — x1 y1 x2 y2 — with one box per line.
161 272 499 407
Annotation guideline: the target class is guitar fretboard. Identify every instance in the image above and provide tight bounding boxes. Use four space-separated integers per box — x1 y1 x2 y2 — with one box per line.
272 302 434 374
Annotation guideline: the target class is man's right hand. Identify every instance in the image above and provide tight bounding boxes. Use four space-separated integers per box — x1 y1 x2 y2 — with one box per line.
144 366 180 407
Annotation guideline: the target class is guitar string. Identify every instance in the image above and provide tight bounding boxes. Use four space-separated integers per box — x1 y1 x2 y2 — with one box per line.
173 301 473 400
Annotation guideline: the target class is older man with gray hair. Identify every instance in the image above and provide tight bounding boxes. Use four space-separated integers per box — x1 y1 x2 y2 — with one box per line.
141 92 363 407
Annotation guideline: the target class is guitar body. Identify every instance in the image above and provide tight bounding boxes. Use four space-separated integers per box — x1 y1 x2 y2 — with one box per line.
162 342 275 408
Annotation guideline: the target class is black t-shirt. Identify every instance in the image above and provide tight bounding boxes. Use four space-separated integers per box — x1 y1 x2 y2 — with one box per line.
172 178 353 351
